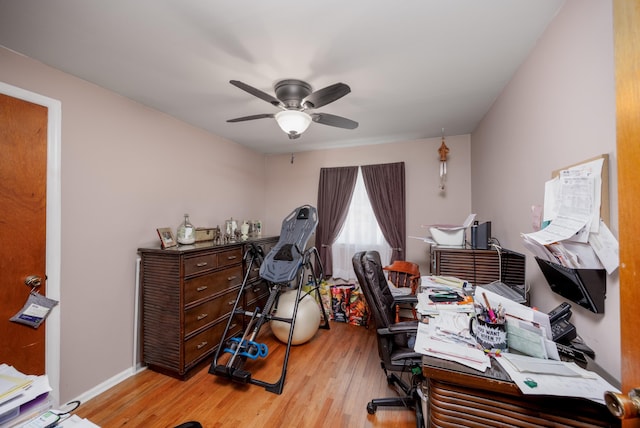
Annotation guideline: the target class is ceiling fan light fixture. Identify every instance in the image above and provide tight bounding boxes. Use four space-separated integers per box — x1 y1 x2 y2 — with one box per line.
275 110 312 137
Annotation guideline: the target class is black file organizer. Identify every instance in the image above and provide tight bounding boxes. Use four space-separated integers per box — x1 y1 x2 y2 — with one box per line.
535 257 607 314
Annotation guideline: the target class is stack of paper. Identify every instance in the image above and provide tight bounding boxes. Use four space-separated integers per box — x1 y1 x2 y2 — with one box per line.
0 367 32 402
496 353 619 404
0 364 52 427
413 313 490 372
415 276 475 316
58 415 100 427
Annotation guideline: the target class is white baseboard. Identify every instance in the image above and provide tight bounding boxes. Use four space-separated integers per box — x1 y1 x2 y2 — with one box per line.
70 365 147 406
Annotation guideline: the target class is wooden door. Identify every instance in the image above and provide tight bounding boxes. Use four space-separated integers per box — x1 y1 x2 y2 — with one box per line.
613 1 640 426
0 93 48 375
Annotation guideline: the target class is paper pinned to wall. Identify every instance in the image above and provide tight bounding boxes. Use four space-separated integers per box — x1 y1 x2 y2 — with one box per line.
522 155 618 273
589 219 620 275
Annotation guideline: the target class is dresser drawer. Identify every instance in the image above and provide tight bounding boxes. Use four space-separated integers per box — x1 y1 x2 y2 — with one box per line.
247 262 261 281
184 324 218 367
245 281 269 306
184 253 217 276
184 316 242 367
184 286 239 336
217 248 242 268
184 265 243 305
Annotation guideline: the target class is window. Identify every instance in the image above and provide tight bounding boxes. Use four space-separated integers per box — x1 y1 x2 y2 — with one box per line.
331 168 392 280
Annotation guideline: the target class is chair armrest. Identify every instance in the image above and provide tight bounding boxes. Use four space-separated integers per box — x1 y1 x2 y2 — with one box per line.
378 320 418 336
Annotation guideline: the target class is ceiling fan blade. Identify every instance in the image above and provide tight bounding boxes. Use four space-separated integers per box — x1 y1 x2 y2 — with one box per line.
311 113 358 129
229 80 283 108
303 83 351 109
227 113 275 123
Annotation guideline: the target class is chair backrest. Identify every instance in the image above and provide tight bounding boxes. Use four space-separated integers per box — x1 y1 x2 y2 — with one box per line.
352 251 396 329
384 260 421 294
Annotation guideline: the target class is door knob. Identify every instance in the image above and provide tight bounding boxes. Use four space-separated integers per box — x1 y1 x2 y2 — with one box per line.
24 275 43 289
605 388 640 419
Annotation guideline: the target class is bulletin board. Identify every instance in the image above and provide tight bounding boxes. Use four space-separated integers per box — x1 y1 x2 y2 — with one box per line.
551 154 610 227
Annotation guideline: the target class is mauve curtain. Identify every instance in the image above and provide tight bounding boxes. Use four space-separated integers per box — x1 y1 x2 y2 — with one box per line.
315 166 358 278
361 162 406 262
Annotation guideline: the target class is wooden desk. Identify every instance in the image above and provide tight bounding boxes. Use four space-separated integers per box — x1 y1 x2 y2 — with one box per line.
422 356 620 427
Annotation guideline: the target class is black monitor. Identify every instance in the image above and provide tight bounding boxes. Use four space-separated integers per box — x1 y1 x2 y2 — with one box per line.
535 257 606 314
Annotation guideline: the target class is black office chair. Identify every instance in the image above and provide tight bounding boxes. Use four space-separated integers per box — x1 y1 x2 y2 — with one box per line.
352 251 425 428
174 422 202 428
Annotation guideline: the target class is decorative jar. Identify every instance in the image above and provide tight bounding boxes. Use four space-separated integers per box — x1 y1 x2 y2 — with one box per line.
176 214 196 244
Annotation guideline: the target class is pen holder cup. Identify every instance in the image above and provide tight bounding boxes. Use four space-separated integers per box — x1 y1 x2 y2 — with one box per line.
469 315 508 351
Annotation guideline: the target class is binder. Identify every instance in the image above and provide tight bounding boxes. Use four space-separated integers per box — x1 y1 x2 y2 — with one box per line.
535 257 606 314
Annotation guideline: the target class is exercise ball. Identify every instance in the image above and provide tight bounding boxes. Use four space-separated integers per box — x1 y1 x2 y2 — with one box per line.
270 290 321 345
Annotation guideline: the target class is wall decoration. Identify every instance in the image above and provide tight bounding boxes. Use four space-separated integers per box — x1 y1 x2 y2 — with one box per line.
438 129 449 191
157 227 177 249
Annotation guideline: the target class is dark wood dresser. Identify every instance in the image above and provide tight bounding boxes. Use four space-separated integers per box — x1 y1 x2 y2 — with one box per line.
423 356 620 427
138 236 278 378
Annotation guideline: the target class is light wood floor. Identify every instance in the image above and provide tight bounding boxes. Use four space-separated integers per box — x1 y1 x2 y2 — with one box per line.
75 322 420 428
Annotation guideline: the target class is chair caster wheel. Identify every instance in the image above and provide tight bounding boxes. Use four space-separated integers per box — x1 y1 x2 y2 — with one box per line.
367 402 376 415
386 375 394 385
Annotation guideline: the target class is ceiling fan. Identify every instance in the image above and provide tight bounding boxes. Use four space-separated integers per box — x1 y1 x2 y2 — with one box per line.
227 79 358 139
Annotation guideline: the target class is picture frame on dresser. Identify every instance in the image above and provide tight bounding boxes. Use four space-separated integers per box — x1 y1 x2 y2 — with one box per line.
157 227 177 249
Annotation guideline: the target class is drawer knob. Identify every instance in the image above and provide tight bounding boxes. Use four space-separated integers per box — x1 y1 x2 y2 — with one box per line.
227 299 235 306
196 313 208 321
227 255 237 260
196 341 208 350
227 276 237 281
196 262 208 267
196 286 208 292
230 323 237 329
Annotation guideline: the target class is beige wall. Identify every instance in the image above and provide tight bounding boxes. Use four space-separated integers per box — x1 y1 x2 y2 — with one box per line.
1 47 268 401
263 135 472 275
471 0 619 379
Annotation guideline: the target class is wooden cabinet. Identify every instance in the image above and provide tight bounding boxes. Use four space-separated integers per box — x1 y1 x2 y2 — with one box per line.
431 246 526 286
139 236 278 378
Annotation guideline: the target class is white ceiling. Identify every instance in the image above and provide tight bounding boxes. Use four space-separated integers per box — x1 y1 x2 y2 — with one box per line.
0 0 564 154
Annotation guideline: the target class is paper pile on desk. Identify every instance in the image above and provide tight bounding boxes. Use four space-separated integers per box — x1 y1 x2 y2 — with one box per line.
414 276 487 370
479 288 559 360
415 276 474 315
414 313 490 372
495 353 619 404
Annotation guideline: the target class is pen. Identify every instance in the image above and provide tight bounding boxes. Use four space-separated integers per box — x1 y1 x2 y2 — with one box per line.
482 292 497 323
